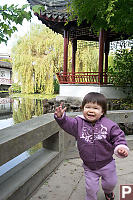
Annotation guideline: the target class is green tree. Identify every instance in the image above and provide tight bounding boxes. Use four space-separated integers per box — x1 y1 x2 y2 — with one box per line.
68 0 133 35
0 3 31 44
11 24 99 94
12 24 64 94
108 48 133 94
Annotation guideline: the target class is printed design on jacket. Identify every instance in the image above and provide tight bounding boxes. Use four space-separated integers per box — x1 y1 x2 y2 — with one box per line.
80 124 108 143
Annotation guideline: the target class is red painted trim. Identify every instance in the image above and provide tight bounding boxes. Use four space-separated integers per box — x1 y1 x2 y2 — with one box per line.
98 29 104 85
105 41 109 84
72 39 77 82
63 30 69 74
56 72 113 84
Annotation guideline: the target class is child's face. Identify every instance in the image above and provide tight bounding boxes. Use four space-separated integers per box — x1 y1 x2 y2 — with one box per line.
83 102 104 123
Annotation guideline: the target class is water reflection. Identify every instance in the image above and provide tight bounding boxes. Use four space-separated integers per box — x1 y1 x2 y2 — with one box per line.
0 94 54 129
0 94 49 176
0 94 13 129
0 118 14 130
12 98 50 124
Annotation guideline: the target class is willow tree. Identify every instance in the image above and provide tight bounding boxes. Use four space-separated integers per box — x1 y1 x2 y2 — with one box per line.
76 42 99 72
12 24 64 94
12 24 99 94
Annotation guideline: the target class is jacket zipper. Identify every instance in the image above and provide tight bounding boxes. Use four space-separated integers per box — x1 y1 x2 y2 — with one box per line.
92 127 96 164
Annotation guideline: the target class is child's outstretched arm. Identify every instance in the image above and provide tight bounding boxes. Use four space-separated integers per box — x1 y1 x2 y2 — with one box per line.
54 103 67 118
54 103 78 138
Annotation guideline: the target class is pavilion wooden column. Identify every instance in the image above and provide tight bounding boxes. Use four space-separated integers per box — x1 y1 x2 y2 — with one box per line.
72 39 77 82
63 30 69 75
104 41 110 84
98 29 104 85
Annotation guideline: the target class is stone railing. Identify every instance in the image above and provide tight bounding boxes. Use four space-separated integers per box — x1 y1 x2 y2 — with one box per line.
0 110 133 200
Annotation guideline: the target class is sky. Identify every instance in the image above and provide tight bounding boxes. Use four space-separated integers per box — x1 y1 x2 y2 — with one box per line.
0 0 42 54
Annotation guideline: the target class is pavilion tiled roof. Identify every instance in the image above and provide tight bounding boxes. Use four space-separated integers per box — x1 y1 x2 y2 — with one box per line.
28 0 132 42
28 0 68 21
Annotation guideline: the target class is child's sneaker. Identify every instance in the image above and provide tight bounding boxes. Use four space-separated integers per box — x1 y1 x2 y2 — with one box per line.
105 192 115 200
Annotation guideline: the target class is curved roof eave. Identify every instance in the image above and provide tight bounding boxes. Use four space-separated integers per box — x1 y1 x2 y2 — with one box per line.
28 0 132 42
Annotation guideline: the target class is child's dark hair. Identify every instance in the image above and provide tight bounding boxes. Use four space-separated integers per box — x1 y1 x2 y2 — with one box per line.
81 92 107 114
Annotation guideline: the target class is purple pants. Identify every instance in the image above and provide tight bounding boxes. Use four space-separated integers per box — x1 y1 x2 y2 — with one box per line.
83 160 117 200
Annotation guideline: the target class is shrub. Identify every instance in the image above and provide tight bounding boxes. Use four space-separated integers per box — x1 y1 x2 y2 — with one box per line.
54 78 59 94
9 83 21 93
108 48 133 95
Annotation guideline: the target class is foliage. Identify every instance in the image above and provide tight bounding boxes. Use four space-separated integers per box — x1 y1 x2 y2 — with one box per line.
0 4 32 44
108 52 114 67
12 24 64 94
108 48 133 95
54 79 59 94
109 99 133 110
76 42 99 72
28 143 43 156
9 83 21 93
11 24 99 94
10 93 57 100
67 0 133 35
32 5 45 13
11 95 55 124
12 98 35 124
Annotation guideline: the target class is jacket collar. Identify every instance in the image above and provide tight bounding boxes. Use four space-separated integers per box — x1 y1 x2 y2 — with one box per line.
77 114 105 125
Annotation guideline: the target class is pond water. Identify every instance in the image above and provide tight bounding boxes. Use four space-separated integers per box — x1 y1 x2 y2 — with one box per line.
0 93 55 130
0 93 54 176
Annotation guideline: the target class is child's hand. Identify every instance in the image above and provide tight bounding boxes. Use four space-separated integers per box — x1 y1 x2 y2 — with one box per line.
55 103 67 118
117 147 128 157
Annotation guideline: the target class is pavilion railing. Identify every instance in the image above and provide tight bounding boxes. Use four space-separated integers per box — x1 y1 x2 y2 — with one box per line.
56 72 113 84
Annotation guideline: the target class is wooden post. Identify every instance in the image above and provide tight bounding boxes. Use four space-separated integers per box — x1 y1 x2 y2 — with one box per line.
105 41 109 84
63 30 69 75
72 39 77 83
98 29 104 85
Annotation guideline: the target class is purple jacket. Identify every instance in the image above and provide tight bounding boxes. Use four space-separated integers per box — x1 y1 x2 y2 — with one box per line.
54 113 128 170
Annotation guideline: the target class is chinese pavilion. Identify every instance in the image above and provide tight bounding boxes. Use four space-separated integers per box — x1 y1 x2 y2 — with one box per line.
28 0 132 99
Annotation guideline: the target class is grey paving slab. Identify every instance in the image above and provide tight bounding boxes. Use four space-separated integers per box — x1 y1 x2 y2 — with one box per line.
30 159 84 200
30 151 133 200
